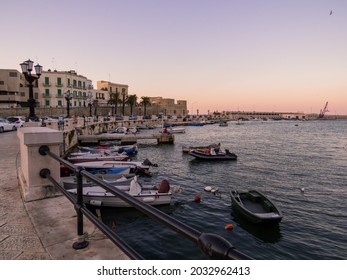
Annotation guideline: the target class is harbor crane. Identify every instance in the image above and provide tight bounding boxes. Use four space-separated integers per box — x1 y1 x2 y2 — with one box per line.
318 102 329 118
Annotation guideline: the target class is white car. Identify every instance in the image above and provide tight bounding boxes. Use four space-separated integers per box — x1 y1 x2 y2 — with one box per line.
0 118 17 132
6 116 26 128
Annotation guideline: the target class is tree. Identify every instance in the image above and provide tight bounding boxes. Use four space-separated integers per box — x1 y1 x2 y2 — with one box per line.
107 91 121 115
139 96 151 116
126 94 138 115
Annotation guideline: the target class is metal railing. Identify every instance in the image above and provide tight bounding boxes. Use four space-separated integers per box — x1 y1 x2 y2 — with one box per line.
38 145 252 260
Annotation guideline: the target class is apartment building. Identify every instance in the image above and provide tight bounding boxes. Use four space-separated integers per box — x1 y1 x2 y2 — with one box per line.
149 97 187 115
39 69 94 108
0 69 33 108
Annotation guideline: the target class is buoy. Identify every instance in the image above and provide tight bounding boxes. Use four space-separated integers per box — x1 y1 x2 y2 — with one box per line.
225 224 234 230
194 194 201 202
204 186 212 192
211 187 219 193
300 187 305 193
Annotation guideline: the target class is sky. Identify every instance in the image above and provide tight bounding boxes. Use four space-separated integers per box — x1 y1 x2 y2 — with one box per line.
1 0 347 115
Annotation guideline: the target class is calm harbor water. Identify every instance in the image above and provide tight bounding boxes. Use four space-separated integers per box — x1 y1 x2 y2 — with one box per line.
98 119 347 260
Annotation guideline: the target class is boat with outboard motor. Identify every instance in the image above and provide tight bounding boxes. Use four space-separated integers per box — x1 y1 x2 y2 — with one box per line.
189 148 237 161
182 143 220 153
66 176 172 207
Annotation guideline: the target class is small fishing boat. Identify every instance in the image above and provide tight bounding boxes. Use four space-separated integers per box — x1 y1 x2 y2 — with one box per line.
67 176 172 207
79 144 138 156
230 190 283 224
189 149 237 161
67 151 129 163
73 160 153 177
167 127 186 134
61 174 135 190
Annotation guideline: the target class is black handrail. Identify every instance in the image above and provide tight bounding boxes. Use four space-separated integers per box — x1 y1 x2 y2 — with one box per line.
39 145 252 260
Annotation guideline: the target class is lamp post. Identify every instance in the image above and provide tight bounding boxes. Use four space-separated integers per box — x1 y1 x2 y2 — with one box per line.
122 89 126 116
20 59 42 121
87 87 93 117
64 91 72 118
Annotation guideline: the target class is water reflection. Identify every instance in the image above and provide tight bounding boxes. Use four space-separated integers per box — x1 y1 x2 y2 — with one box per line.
231 210 282 243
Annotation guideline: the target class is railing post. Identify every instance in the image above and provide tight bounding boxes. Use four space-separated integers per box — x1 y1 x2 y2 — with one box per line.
73 167 89 249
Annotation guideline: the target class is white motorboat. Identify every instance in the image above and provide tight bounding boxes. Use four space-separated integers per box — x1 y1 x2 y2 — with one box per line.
61 174 135 190
73 159 154 177
67 151 129 163
67 176 172 207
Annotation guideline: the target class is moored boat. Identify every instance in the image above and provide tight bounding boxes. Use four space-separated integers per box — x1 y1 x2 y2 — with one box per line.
230 190 283 224
67 151 129 163
182 143 220 153
67 176 172 207
189 148 237 160
61 174 135 190
73 160 153 177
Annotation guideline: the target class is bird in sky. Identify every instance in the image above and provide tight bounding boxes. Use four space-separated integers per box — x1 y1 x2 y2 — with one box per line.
330 10 333 15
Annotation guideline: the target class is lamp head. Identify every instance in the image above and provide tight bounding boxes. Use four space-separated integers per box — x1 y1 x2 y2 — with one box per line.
20 62 29 74
34 63 43 77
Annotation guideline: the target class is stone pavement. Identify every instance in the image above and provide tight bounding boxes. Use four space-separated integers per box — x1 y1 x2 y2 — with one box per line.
0 130 129 260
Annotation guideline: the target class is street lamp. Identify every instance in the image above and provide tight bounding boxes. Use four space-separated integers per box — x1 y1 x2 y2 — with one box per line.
87 91 93 117
20 59 42 121
64 91 72 118
122 89 126 116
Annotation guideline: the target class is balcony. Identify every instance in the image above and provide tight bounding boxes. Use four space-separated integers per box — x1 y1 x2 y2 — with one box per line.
42 83 51 87
56 94 64 98
42 93 52 98
56 83 64 87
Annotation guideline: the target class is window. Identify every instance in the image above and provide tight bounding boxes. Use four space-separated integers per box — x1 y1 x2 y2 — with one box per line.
67 78 70 86
57 89 62 96
45 89 50 96
44 77 49 85
9 72 17 77
45 100 50 107
58 100 62 106
57 77 62 85
0 81 4 85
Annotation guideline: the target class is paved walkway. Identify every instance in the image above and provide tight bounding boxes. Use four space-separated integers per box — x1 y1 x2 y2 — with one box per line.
0 130 129 260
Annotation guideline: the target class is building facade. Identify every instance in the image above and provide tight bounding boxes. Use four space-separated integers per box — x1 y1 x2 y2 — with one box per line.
38 70 94 108
149 97 187 115
0 69 35 108
1 68 187 117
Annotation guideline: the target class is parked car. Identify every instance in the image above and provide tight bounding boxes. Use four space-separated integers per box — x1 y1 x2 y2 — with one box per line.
7 116 26 128
0 118 17 132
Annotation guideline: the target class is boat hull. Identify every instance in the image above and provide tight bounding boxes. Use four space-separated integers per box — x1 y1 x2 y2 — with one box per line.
67 186 172 207
189 150 237 160
230 190 282 224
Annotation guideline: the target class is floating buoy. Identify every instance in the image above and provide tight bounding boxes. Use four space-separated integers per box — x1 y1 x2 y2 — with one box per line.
225 224 234 230
204 186 212 192
211 187 219 193
194 194 201 202
300 187 305 193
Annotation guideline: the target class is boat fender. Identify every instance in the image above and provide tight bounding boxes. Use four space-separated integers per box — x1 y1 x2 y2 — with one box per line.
158 179 170 193
90 200 102 207
204 186 212 192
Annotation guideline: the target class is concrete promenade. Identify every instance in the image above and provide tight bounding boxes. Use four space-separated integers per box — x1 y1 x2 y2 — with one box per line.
0 130 129 260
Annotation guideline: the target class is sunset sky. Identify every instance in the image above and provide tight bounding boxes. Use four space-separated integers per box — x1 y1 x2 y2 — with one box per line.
1 0 346 115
